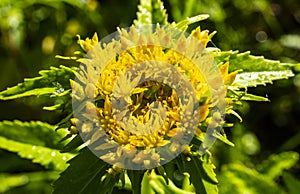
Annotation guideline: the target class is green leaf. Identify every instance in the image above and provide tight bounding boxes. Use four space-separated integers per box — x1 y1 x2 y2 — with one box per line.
116 173 132 191
141 172 155 194
282 172 300 194
201 154 218 184
0 120 67 149
232 70 294 88
142 171 194 194
226 109 243 122
0 121 73 171
152 173 194 194
240 93 269 101
151 0 168 25
182 173 195 192
184 154 218 194
61 134 83 153
0 65 75 100
53 148 110 194
0 173 29 193
227 89 269 102
218 163 286 194
0 171 59 193
0 0 90 10
0 136 74 171
175 154 186 174
43 89 72 111
134 0 168 27
214 50 296 72
280 34 300 50
257 151 299 180
279 131 300 151
157 166 169 184
173 14 210 31
101 173 121 194
213 131 235 147
127 170 146 194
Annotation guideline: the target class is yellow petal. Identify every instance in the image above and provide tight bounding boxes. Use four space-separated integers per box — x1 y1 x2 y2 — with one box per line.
104 95 112 114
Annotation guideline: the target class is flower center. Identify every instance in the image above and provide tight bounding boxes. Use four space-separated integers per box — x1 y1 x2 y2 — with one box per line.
93 45 210 150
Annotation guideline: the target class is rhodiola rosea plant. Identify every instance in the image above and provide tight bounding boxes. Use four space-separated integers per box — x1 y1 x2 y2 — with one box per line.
0 0 299 194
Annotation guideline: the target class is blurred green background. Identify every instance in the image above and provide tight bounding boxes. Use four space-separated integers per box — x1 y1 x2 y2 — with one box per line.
0 0 300 193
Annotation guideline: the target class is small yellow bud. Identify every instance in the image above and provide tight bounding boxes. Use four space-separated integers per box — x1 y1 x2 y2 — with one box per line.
70 118 80 126
182 145 191 154
70 126 78 134
112 163 123 172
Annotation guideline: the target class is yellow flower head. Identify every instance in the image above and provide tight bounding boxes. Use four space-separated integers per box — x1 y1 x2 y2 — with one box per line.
72 25 227 170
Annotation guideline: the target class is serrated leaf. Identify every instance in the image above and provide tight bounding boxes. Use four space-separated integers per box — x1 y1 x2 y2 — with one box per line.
227 89 269 102
53 148 110 194
173 14 210 31
257 151 299 180
0 65 75 100
201 154 218 184
214 50 296 72
218 163 286 194
232 70 294 88
0 120 67 149
184 155 218 194
134 0 168 27
240 93 269 101
0 136 74 171
43 89 72 111
282 172 300 194
151 0 168 24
